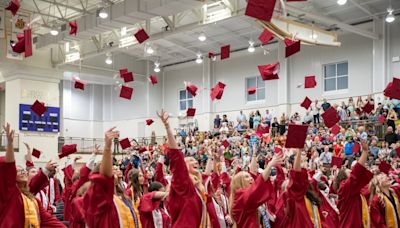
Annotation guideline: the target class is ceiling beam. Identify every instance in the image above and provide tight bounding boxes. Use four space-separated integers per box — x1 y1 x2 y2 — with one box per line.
286 5 379 40
349 0 379 20
162 16 175 30
37 0 85 13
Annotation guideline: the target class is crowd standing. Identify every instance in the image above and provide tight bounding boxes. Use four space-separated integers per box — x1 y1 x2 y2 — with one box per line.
4 95 400 228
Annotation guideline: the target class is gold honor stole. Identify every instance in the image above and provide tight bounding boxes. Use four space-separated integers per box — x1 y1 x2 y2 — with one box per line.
304 196 322 228
361 194 370 228
22 193 40 228
195 189 208 228
130 187 142 228
114 195 135 228
384 193 400 228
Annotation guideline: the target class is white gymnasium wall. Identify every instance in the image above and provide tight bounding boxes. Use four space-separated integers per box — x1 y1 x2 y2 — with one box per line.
388 21 400 78
0 91 5 127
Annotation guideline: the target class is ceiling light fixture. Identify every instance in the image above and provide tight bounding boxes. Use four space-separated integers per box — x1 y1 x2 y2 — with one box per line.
50 26 59 36
310 32 318 40
248 40 255 53
99 8 108 19
337 0 347 5
195 53 203 64
154 61 161 72
386 8 395 23
198 32 206 42
146 44 154 54
105 53 112 65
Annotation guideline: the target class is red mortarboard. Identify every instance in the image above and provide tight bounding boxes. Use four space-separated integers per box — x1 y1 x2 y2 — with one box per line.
134 28 149 44
31 100 47 116
331 156 343 168
32 148 41 159
210 82 225 101
379 161 392 174
258 29 274 45
258 62 280 80
245 0 276 22
121 72 134 83
352 142 360 154
330 124 341 135
146 119 154 126
256 124 269 137
119 86 134 100
120 68 128 75
362 102 374 114
59 144 77 158
274 146 282 154
285 124 308 148
321 107 340 128
186 82 198 97
221 45 230 60
208 52 215 59
187 108 196 117
304 76 317 88
248 87 256 95
26 160 34 168
119 138 131 150
378 115 386 124
148 75 158 85
300 96 312 110
5 0 20 16
12 28 33 58
69 21 77 35
384 78 400 100
284 38 301 58
74 80 85 90
222 140 230 148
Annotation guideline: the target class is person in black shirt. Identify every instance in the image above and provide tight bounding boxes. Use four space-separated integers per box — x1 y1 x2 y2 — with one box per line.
384 126 398 146
271 117 279 137
321 98 331 112
213 114 221 129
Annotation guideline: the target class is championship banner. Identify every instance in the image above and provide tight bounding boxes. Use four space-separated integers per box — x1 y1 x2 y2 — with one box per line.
6 11 30 60
0 9 5 38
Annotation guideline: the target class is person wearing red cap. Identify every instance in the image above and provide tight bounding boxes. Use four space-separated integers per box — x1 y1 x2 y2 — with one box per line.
0 123 66 227
277 149 322 228
334 140 373 228
230 150 283 227
369 173 400 227
83 127 140 228
157 109 207 227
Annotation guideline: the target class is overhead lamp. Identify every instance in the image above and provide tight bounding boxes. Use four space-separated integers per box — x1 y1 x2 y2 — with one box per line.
337 0 347 5
154 61 161 72
105 53 112 65
99 8 108 19
195 53 203 64
198 32 206 42
146 44 154 54
50 26 59 36
248 40 255 53
386 8 395 23
310 32 318 40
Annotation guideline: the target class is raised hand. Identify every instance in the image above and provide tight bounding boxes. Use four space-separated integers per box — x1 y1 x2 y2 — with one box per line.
2 123 14 144
157 109 169 126
24 142 31 151
105 127 119 146
269 152 284 168
94 144 101 154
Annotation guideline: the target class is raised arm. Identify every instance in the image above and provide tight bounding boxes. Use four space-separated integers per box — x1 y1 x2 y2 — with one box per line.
358 140 369 167
3 123 15 162
293 149 302 172
203 147 214 176
24 142 33 166
157 109 178 149
249 144 258 175
100 127 119 177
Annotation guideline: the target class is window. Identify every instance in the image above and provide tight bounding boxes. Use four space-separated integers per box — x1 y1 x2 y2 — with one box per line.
179 89 193 111
246 76 265 102
323 61 348 92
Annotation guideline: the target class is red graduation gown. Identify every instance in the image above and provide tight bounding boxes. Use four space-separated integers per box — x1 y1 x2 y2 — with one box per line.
338 162 373 228
231 174 274 227
82 173 121 228
0 161 66 227
370 186 400 228
167 148 203 228
279 169 319 228
62 164 74 221
155 162 168 187
139 192 171 228
70 196 85 228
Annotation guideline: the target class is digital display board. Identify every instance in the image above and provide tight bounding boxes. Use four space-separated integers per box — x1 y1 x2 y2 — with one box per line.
19 104 60 133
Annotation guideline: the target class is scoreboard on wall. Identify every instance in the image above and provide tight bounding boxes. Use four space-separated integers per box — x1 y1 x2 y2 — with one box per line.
19 104 60 133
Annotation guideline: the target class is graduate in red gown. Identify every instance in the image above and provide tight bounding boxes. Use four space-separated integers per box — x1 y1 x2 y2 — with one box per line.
369 173 400 228
0 123 66 228
69 181 91 228
139 181 170 228
157 109 206 228
83 127 140 228
230 149 283 227
335 140 373 228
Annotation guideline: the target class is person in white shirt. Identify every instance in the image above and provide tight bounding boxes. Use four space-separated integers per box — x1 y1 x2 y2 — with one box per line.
264 109 273 126
311 99 321 124
303 111 313 124
319 146 332 165
236 110 247 123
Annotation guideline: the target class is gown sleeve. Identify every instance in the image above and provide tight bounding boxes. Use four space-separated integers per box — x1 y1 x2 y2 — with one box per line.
0 162 18 211
70 165 91 200
236 175 274 211
155 162 168 187
339 163 373 200
139 192 161 213
29 169 49 195
168 148 196 197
